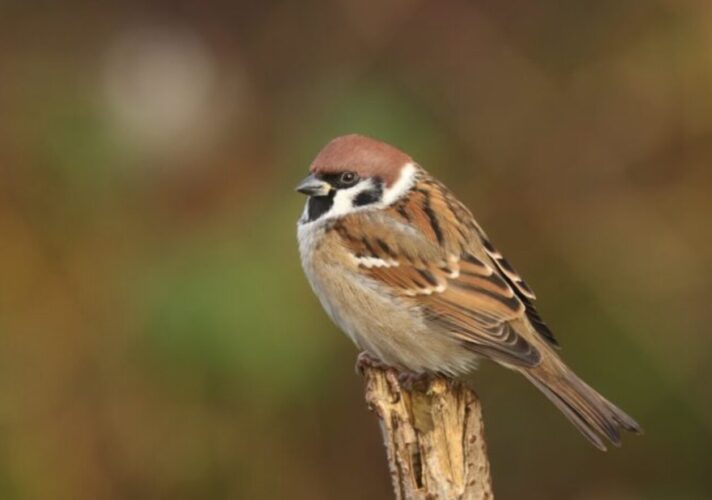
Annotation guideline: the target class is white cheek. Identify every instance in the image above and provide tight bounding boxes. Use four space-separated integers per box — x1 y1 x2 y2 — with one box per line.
315 182 373 221
329 187 359 218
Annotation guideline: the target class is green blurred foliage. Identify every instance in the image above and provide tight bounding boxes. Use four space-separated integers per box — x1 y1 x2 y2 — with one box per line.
0 1 711 499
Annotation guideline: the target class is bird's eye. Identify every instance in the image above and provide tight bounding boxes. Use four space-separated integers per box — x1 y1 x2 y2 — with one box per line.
340 171 359 186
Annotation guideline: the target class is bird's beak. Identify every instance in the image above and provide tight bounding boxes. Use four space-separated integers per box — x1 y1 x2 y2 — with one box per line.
295 174 331 197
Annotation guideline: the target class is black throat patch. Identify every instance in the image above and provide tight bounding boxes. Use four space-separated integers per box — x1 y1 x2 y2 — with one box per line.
306 191 335 222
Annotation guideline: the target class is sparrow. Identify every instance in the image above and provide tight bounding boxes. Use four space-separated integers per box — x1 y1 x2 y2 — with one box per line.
296 133 641 450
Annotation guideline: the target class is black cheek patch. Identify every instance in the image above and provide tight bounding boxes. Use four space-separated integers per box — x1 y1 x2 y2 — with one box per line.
307 192 335 222
353 179 384 207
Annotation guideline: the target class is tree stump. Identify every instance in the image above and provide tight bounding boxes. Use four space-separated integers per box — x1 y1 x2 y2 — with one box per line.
362 366 494 500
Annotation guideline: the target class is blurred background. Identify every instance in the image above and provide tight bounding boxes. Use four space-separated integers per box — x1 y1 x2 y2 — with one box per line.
1 1 711 499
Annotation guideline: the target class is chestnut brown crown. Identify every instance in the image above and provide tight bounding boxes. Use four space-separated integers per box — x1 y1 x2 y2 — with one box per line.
309 134 413 186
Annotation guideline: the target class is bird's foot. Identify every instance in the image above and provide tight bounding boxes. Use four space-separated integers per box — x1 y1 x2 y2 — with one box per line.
355 353 433 392
397 371 433 392
355 352 391 375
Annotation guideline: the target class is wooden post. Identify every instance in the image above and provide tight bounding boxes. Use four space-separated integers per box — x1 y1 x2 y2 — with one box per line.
362 367 494 500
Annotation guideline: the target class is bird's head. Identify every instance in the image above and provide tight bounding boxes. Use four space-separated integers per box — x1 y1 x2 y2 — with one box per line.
296 134 418 223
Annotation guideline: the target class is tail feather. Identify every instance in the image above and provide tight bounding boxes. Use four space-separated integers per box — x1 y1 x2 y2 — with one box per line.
521 361 642 451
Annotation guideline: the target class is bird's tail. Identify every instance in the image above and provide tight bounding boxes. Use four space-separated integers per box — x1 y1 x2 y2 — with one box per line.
520 359 642 450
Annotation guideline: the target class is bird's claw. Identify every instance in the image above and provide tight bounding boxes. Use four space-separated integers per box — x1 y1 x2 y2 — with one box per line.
355 352 391 375
397 371 432 391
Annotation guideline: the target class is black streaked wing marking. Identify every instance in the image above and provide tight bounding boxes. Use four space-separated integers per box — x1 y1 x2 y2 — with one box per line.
518 292 557 347
479 235 559 347
417 268 439 287
376 239 396 258
495 255 537 298
418 188 445 245
480 237 535 298
396 203 411 222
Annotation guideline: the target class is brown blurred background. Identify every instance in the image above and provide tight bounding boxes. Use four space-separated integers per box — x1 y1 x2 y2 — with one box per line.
1 1 711 499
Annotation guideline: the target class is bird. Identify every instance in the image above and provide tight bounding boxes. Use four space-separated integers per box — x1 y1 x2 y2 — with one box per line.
295 133 641 450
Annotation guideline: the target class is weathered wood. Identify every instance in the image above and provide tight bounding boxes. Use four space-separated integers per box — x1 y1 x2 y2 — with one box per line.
362 367 493 500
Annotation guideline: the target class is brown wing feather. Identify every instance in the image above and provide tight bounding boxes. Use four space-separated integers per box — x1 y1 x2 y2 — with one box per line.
427 255 541 364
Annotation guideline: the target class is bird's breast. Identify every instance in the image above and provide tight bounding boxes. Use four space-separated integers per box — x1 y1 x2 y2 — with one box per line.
296 219 475 374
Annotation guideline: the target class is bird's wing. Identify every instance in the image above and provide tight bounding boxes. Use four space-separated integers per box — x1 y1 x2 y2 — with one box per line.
333 184 557 367
472 224 559 348
405 179 558 347
412 178 559 347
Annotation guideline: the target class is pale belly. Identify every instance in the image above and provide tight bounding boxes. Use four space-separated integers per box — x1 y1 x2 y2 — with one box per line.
298 220 477 375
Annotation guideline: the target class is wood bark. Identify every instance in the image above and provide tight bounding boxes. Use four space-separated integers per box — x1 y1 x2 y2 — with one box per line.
362 367 494 500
